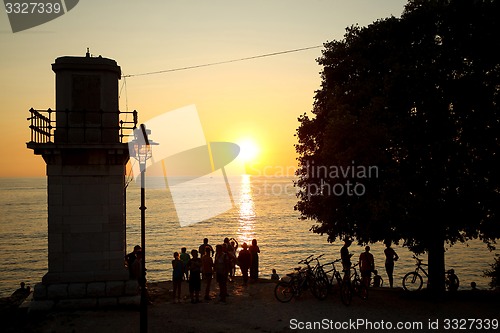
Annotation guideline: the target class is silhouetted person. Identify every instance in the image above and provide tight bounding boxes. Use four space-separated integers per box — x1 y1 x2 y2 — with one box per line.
132 250 145 288
271 269 280 281
223 237 236 282
237 242 252 285
199 238 214 257
341 239 353 280
214 244 230 302
384 241 399 288
188 249 202 303
126 245 141 278
470 281 479 291
13 282 30 297
249 239 260 282
359 246 375 287
372 270 382 287
172 252 183 303
180 247 190 280
201 247 214 300
229 238 239 278
447 269 459 292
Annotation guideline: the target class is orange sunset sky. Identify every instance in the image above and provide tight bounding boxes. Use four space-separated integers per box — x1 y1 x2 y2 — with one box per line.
0 0 407 177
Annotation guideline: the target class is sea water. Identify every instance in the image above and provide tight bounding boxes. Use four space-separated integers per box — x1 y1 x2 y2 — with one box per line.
0 177 497 297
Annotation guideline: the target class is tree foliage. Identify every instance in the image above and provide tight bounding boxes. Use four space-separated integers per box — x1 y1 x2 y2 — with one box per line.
295 0 500 291
484 255 500 289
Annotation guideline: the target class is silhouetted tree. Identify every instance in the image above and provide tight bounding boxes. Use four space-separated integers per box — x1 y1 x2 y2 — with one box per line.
295 0 500 293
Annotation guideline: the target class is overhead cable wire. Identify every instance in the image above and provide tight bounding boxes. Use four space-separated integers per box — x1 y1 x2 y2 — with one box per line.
118 76 129 111
123 45 322 78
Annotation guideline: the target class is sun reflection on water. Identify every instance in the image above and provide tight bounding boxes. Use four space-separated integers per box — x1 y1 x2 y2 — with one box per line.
237 174 256 245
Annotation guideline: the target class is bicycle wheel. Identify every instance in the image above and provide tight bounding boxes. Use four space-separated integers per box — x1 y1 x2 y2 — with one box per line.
311 276 329 300
274 281 295 303
314 267 328 281
340 282 352 306
402 272 423 292
331 272 343 293
313 268 329 297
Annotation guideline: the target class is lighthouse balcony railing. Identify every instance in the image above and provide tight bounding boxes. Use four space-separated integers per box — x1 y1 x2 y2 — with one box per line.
27 108 138 144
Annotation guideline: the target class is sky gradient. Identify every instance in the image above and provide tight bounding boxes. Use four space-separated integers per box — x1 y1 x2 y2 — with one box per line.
0 0 407 177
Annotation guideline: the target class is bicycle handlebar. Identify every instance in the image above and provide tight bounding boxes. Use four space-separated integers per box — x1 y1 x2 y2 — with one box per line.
351 263 361 270
298 254 315 265
315 253 325 260
296 254 341 269
412 255 425 264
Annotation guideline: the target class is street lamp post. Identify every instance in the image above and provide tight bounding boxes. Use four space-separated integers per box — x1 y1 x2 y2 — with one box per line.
139 149 147 333
130 124 157 333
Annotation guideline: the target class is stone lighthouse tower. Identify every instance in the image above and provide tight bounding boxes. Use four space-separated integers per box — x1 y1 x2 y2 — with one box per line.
27 52 138 309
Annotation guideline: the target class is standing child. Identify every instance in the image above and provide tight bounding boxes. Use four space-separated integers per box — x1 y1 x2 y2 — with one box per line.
172 252 183 303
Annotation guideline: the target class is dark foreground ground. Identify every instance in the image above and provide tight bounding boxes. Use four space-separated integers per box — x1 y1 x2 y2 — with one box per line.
2 278 499 333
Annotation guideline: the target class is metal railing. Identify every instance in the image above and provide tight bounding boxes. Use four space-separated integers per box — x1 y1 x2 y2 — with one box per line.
28 108 138 144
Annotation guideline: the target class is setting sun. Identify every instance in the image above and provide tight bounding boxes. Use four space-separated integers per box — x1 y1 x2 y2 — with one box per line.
237 138 260 162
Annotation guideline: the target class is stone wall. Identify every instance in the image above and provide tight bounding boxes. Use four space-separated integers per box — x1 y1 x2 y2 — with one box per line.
29 279 140 311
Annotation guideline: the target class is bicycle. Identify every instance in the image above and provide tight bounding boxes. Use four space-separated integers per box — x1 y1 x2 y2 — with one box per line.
315 258 349 304
340 263 368 306
316 258 343 294
274 266 304 302
274 254 328 302
402 256 460 292
308 254 329 300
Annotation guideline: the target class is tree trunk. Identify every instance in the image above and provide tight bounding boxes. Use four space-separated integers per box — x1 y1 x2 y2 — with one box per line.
427 236 445 296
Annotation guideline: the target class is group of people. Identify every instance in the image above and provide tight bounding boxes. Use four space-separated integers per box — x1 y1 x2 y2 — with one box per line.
341 239 399 288
171 237 261 303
